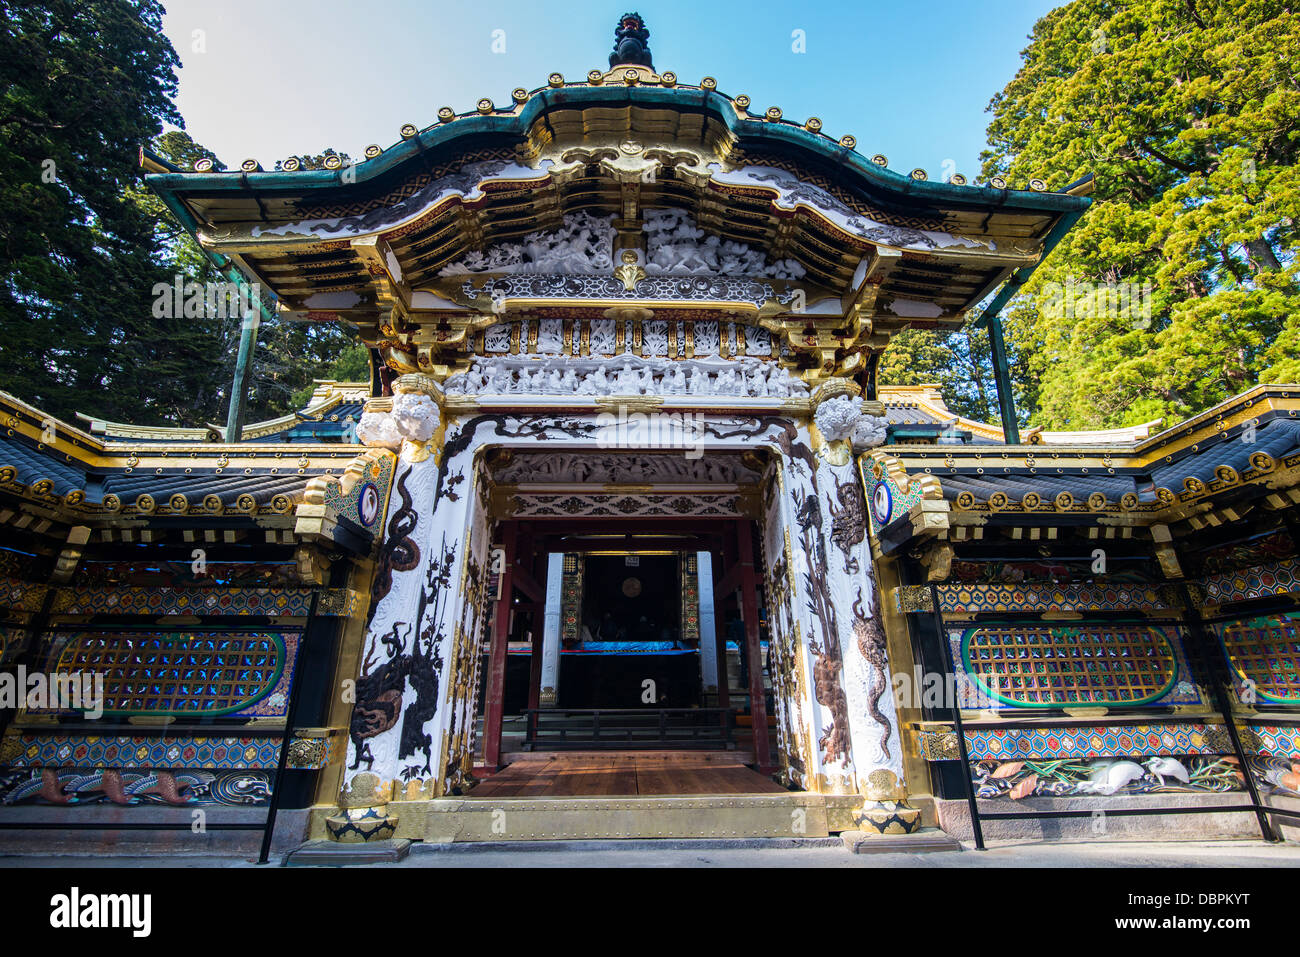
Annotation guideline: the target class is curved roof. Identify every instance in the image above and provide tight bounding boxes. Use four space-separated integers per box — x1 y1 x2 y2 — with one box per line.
143 62 1091 361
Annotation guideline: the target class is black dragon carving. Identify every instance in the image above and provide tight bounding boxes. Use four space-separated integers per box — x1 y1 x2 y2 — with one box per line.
852 586 893 762
827 477 866 574
370 468 420 616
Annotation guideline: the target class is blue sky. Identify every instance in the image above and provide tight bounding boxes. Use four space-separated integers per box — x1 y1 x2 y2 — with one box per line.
160 0 1059 178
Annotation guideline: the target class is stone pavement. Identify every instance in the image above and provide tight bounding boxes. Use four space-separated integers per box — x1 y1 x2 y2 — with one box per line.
2 838 1299 867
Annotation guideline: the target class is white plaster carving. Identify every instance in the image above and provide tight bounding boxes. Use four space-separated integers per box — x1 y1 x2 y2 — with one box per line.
814 395 863 441
851 414 889 451
438 211 616 276
443 355 809 399
356 411 403 450
392 393 440 442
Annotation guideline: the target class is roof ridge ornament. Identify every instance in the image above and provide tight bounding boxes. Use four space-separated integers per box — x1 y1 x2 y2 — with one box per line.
610 13 653 70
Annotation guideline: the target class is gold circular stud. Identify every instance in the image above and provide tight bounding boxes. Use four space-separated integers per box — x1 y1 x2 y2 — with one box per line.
437 107 455 123
871 154 888 167
240 158 260 172
1029 178 1046 190
323 154 342 169
400 123 419 138
735 94 751 109
512 87 528 103
839 134 857 148
910 168 928 181
476 98 493 113
661 71 677 86
701 76 717 90
950 173 967 186
364 144 382 159
990 176 1007 189
623 68 640 84
193 157 214 172
281 157 300 171
547 72 564 87
765 106 782 121
805 117 822 132
588 69 604 84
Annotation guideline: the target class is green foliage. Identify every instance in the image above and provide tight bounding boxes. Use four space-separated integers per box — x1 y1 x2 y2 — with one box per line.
978 0 1300 430
0 0 184 423
0 0 363 432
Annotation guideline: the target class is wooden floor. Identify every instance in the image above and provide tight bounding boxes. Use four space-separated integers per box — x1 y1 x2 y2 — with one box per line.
469 751 786 798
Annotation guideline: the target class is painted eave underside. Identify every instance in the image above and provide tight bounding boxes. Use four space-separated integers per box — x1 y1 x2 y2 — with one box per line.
882 384 1300 533
144 76 1090 333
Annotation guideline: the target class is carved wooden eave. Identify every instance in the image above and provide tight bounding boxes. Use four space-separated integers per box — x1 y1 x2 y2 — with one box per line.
0 390 381 558
145 69 1089 386
880 385 1300 544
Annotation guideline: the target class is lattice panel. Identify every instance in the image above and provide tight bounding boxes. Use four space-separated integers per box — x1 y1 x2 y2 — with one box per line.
958 624 1180 708
42 631 297 717
1217 612 1300 705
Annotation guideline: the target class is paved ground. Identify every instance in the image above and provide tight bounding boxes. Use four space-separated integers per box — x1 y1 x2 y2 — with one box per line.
3 838 1300 867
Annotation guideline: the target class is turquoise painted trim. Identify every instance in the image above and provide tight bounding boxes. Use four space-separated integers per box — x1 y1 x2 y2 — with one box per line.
959 622 1179 709
145 85 1090 217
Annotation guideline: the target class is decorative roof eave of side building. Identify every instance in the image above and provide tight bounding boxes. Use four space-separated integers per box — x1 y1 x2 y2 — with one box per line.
869 384 1300 552
75 380 370 443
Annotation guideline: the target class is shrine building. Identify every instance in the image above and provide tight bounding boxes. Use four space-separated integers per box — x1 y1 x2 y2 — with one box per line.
0 15 1297 855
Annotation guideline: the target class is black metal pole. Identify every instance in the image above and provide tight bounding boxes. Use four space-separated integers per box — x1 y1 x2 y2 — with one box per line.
1177 582 1277 842
931 583 985 850
258 591 318 864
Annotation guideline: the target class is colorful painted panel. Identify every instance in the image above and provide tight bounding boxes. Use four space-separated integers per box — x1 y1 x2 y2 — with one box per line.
927 582 1175 615
973 755 1244 798
49 585 320 617
39 630 297 717
1245 725 1300 759
1202 559 1300 605
0 732 283 770
863 458 923 535
0 626 28 666
0 768 272 806
0 576 48 614
1216 612 1300 705
963 723 1232 761
324 450 395 530
951 624 1200 709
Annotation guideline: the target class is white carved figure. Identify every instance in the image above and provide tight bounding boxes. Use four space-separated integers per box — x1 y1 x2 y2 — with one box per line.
392 393 440 442
666 365 687 394
356 411 403 449
547 368 564 392
615 361 640 394
766 364 791 397
814 394 863 441
561 367 579 392
716 367 738 396
688 367 710 395
748 364 769 397
851 413 889 451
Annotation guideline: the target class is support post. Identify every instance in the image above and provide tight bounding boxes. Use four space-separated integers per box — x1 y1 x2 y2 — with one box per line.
483 523 516 770
539 552 564 707
736 521 772 774
697 549 719 695
224 308 260 443
986 316 1020 445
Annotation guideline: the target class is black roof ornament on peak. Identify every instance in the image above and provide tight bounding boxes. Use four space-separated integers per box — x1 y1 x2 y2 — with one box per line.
610 13 652 70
